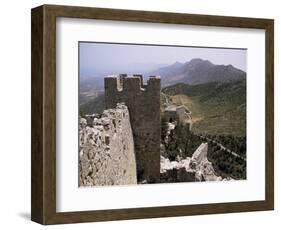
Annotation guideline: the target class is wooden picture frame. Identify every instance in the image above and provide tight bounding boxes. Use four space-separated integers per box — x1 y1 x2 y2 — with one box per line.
31 4 274 225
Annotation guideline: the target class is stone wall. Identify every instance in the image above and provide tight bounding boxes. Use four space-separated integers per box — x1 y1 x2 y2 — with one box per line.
79 103 137 186
104 74 161 183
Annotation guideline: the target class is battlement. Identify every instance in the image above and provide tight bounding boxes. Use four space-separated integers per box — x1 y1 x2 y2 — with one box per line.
104 74 161 183
105 74 160 93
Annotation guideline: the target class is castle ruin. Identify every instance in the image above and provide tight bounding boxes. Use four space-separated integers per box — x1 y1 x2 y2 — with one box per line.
164 105 192 130
79 103 137 186
105 74 161 183
79 74 227 186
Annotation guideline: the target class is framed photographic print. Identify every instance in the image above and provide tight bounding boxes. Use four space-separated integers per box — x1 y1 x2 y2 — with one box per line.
31 4 274 225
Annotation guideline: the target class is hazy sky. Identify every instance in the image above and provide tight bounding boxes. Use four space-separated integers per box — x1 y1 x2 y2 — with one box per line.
80 42 247 78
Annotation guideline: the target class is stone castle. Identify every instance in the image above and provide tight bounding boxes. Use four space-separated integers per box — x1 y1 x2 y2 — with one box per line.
79 74 222 186
105 74 161 183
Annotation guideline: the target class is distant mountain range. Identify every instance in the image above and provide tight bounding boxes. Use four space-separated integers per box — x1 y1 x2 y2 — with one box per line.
149 58 246 86
80 58 246 96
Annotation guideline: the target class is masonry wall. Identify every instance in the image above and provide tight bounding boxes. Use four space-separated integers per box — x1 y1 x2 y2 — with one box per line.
79 103 137 186
104 75 161 183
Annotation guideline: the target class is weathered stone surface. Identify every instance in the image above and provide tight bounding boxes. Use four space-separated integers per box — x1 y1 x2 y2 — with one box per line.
160 143 231 182
163 105 192 129
192 142 208 164
79 103 137 186
105 75 161 183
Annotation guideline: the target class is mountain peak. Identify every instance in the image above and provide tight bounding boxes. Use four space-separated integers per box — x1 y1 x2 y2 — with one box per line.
151 58 246 86
188 58 213 66
171 61 183 67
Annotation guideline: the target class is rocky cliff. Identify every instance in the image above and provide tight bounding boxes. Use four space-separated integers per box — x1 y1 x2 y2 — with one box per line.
79 103 137 186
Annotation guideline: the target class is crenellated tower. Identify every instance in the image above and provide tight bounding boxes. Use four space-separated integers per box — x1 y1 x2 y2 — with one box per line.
104 74 161 183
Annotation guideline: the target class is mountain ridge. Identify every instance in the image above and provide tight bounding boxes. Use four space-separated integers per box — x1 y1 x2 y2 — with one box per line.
149 58 246 86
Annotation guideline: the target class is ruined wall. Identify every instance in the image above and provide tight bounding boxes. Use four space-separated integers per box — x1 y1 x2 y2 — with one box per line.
79 103 137 186
191 142 208 165
163 110 178 123
160 143 232 182
105 74 161 183
163 105 192 130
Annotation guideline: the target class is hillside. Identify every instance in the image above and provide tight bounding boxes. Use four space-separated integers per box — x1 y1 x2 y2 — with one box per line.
162 80 246 136
80 93 105 115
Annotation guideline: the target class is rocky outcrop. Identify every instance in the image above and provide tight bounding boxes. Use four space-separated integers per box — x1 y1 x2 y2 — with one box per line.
160 143 232 182
79 103 137 186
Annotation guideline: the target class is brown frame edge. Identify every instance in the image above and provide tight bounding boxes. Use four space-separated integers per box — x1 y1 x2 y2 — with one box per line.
31 4 274 225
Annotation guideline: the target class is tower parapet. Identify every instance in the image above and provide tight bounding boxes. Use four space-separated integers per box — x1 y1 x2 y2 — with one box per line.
105 74 161 183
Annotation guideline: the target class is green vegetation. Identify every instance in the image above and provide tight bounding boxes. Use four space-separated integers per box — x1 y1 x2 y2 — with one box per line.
204 134 246 159
161 119 246 179
207 141 246 179
162 80 246 136
161 121 202 161
161 79 247 179
80 93 105 115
